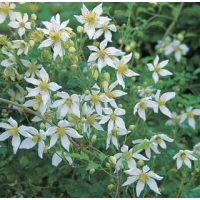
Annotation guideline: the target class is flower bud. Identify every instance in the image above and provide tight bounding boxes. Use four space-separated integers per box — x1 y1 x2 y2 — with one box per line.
130 41 136 48
108 156 116 165
68 46 76 53
77 26 83 33
40 122 46 130
84 90 90 95
103 72 110 81
125 45 131 52
137 160 144 167
89 168 95 174
129 125 136 130
105 162 111 168
31 13 37 20
107 184 115 190
33 103 40 111
134 52 140 60
92 70 98 80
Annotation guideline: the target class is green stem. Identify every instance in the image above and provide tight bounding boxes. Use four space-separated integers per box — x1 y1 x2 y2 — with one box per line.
176 168 187 198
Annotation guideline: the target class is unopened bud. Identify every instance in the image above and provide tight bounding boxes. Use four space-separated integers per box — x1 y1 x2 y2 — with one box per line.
125 45 131 52
134 52 140 60
129 125 135 130
92 70 98 80
31 13 37 20
68 46 76 53
105 162 111 168
77 26 83 33
84 90 90 95
195 168 200 173
33 103 40 111
40 122 45 130
108 156 116 165
89 168 95 174
103 72 110 81
137 160 144 167
107 184 115 190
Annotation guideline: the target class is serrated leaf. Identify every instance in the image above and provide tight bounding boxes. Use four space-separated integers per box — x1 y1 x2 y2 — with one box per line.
86 162 99 171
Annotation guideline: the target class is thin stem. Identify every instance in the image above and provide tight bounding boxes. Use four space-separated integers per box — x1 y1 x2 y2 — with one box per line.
176 168 187 198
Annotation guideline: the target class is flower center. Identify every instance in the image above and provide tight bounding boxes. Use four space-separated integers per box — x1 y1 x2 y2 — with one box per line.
180 153 187 160
65 98 72 106
39 81 49 90
155 136 162 144
91 93 100 103
57 126 65 136
29 64 37 72
102 24 109 32
106 90 115 98
154 64 161 72
111 126 119 136
125 152 132 161
158 99 166 106
9 126 18 136
32 134 41 143
50 31 61 42
187 111 194 118
1 3 10 14
85 11 97 26
174 45 180 52
20 42 26 49
98 49 106 58
19 21 25 27
110 113 117 121
118 64 128 74
139 172 148 183
140 101 147 109
87 116 96 124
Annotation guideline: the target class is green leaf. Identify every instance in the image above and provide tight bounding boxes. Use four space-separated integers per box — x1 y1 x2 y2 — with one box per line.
191 185 200 191
86 162 99 171
99 153 107 162
65 152 81 159
0 142 7 155
132 142 151 154
80 151 89 160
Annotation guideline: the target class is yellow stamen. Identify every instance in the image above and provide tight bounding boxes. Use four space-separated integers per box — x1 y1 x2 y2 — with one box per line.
118 64 128 74
91 93 100 103
85 11 97 26
32 134 41 143
9 126 18 136
158 99 166 106
39 81 49 90
187 111 194 118
140 101 147 109
181 153 187 160
125 152 132 161
139 172 148 183
65 98 72 106
57 126 65 136
50 31 61 42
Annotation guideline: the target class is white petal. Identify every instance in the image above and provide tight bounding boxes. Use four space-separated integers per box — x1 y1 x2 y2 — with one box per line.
159 106 172 118
61 134 70 151
67 128 82 138
20 138 35 149
0 131 10 141
147 177 161 194
159 69 172 76
52 152 62 166
136 181 145 197
122 176 138 187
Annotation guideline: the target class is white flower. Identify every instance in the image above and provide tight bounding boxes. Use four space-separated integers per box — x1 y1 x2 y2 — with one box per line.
1 50 16 67
84 83 109 115
164 39 189 62
112 53 139 88
0 117 29 154
51 91 80 118
150 133 174 149
138 86 155 98
38 14 70 59
122 165 163 197
81 103 103 138
52 151 72 167
134 97 158 121
173 150 197 169
99 107 126 132
11 40 28 55
132 138 160 159
179 106 200 129
114 145 148 173
24 67 61 106
45 119 82 151
165 112 180 126
154 89 176 118
106 126 129 149
21 59 42 78
93 21 117 42
155 36 172 51
147 55 172 83
20 127 47 158
74 3 110 39
8 13 31 37
103 80 127 108
193 142 200 154
87 39 124 72
0 2 16 24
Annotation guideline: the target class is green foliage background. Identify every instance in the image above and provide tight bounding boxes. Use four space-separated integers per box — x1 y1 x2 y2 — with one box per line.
0 2 200 198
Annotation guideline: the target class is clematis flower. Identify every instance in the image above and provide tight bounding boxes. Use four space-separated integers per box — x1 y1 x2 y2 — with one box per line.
173 150 197 169
8 13 31 37
0 117 29 154
87 39 124 72
20 127 47 158
193 142 200 154
165 112 180 126
45 119 82 151
50 91 80 118
52 151 73 167
1 50 16 67
37 13 71 59
0 2 16 24
11 40 28 55
134 97 158 121
154 89 176 118
114 145 148 173
122 165 163 197
147 55 172 83
179 106 200 129
74 3 110 39
24 67 61 106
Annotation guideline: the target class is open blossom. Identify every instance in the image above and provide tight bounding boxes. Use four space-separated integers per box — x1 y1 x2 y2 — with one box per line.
132 138 160 159
51 91 80 118
173 150 197 169
8 13 31 37
122 165 163 197
93 21 117 42
20 127 47 158
45 119 82 151
114 145 148 173
99 107 126 132
0 117 29 154
154 89 176 118
38 13 71 59
165 112 180 126
74 3 110 39
112 53 139 88
134 97 158 121
52 151 73 167
11 40 28 55
150 133 174 149
147 55 172 83
179 106 200 129
193 142 200 154
24 67 61 106
0 2 16 24
21 59 42 78
1 50 16 67
87 39 124 72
